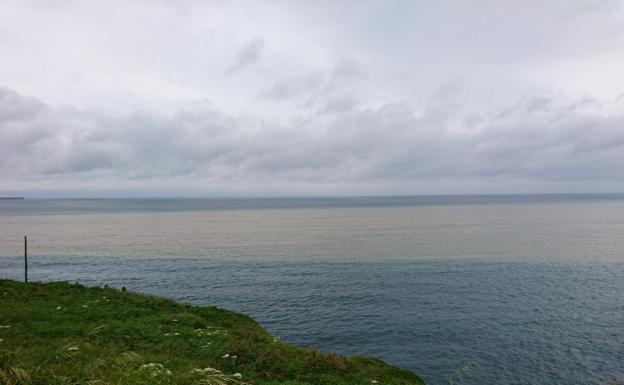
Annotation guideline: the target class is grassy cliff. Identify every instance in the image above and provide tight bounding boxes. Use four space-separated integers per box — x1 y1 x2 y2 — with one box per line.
0 280 425 385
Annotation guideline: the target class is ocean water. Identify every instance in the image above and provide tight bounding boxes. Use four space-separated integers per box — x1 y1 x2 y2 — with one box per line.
1 195 624 384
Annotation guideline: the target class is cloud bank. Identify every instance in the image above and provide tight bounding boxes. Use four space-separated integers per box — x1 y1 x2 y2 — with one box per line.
2 86 624 195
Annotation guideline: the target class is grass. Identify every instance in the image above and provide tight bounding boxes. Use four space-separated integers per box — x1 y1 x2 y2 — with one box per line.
0 279 425 385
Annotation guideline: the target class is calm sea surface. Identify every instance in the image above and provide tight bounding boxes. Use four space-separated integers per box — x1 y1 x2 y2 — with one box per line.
1 195 624 384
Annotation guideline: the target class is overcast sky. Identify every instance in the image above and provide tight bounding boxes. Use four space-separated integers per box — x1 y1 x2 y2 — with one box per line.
1 0 624 197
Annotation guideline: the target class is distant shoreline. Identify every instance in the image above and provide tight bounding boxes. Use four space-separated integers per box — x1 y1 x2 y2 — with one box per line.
0 197 24 200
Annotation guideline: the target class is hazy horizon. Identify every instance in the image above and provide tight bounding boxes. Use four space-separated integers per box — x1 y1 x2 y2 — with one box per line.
4 191 624 200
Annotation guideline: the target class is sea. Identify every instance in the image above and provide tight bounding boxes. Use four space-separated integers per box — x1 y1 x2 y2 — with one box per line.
1 194 623 385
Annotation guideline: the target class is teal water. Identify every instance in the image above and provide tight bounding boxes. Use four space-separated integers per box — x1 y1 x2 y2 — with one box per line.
1 195 624 384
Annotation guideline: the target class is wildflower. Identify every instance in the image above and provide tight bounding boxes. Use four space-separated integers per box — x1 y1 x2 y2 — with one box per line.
164 333 170 336
232 373 242 379
371 381 378 384
221 354 230 358
0 338 4 343
139 362 171 378
191 367 222 375
172 319 178 322
82 305 88 308
56 306 62 310
174 332 180 336
67 346 79 351
0 325 11 329
231 355 237 359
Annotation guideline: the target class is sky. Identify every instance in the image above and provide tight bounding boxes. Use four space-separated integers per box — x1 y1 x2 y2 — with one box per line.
1 0 624 197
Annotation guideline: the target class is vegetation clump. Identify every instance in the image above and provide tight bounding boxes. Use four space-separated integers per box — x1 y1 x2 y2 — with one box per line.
0 280 425 385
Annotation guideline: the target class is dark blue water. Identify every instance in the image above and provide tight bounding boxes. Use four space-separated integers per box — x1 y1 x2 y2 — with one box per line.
1 196 624 384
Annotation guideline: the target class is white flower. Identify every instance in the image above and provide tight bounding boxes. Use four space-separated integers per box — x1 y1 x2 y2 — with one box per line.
0 338 4 343
82 305 88 308
67 346 79 351
56 306 62 310
191 367 222 375
0 326 11 329
221 354 230 358
371 380 378 384
139 362 172 377
174 332 180 336
232 373 242 379
231 355 237 359
141 363 163 369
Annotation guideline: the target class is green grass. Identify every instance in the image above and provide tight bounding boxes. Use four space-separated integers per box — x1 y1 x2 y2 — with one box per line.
0 279 425 385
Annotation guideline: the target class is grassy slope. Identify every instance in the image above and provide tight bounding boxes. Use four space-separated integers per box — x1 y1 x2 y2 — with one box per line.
0 280 425 385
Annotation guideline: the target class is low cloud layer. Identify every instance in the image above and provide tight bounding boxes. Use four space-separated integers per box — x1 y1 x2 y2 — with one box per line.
2 86 624 195
1 1 623 195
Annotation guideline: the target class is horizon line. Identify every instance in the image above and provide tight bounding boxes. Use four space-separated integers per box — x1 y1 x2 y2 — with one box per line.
3 192 624 200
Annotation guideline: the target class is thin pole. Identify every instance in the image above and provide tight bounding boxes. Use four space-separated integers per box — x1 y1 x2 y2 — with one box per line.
24 235 28 282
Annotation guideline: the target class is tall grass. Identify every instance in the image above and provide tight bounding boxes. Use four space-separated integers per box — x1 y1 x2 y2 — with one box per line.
0 280 425 385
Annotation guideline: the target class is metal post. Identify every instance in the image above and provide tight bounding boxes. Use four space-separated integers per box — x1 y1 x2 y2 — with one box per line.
24 235 28 282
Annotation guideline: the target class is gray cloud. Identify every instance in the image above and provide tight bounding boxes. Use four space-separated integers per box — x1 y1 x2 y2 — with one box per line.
228 38 264 73
321 94 360 114
2 86 624 194
258 61 366 114
0 87 45 122
259 72 324 100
